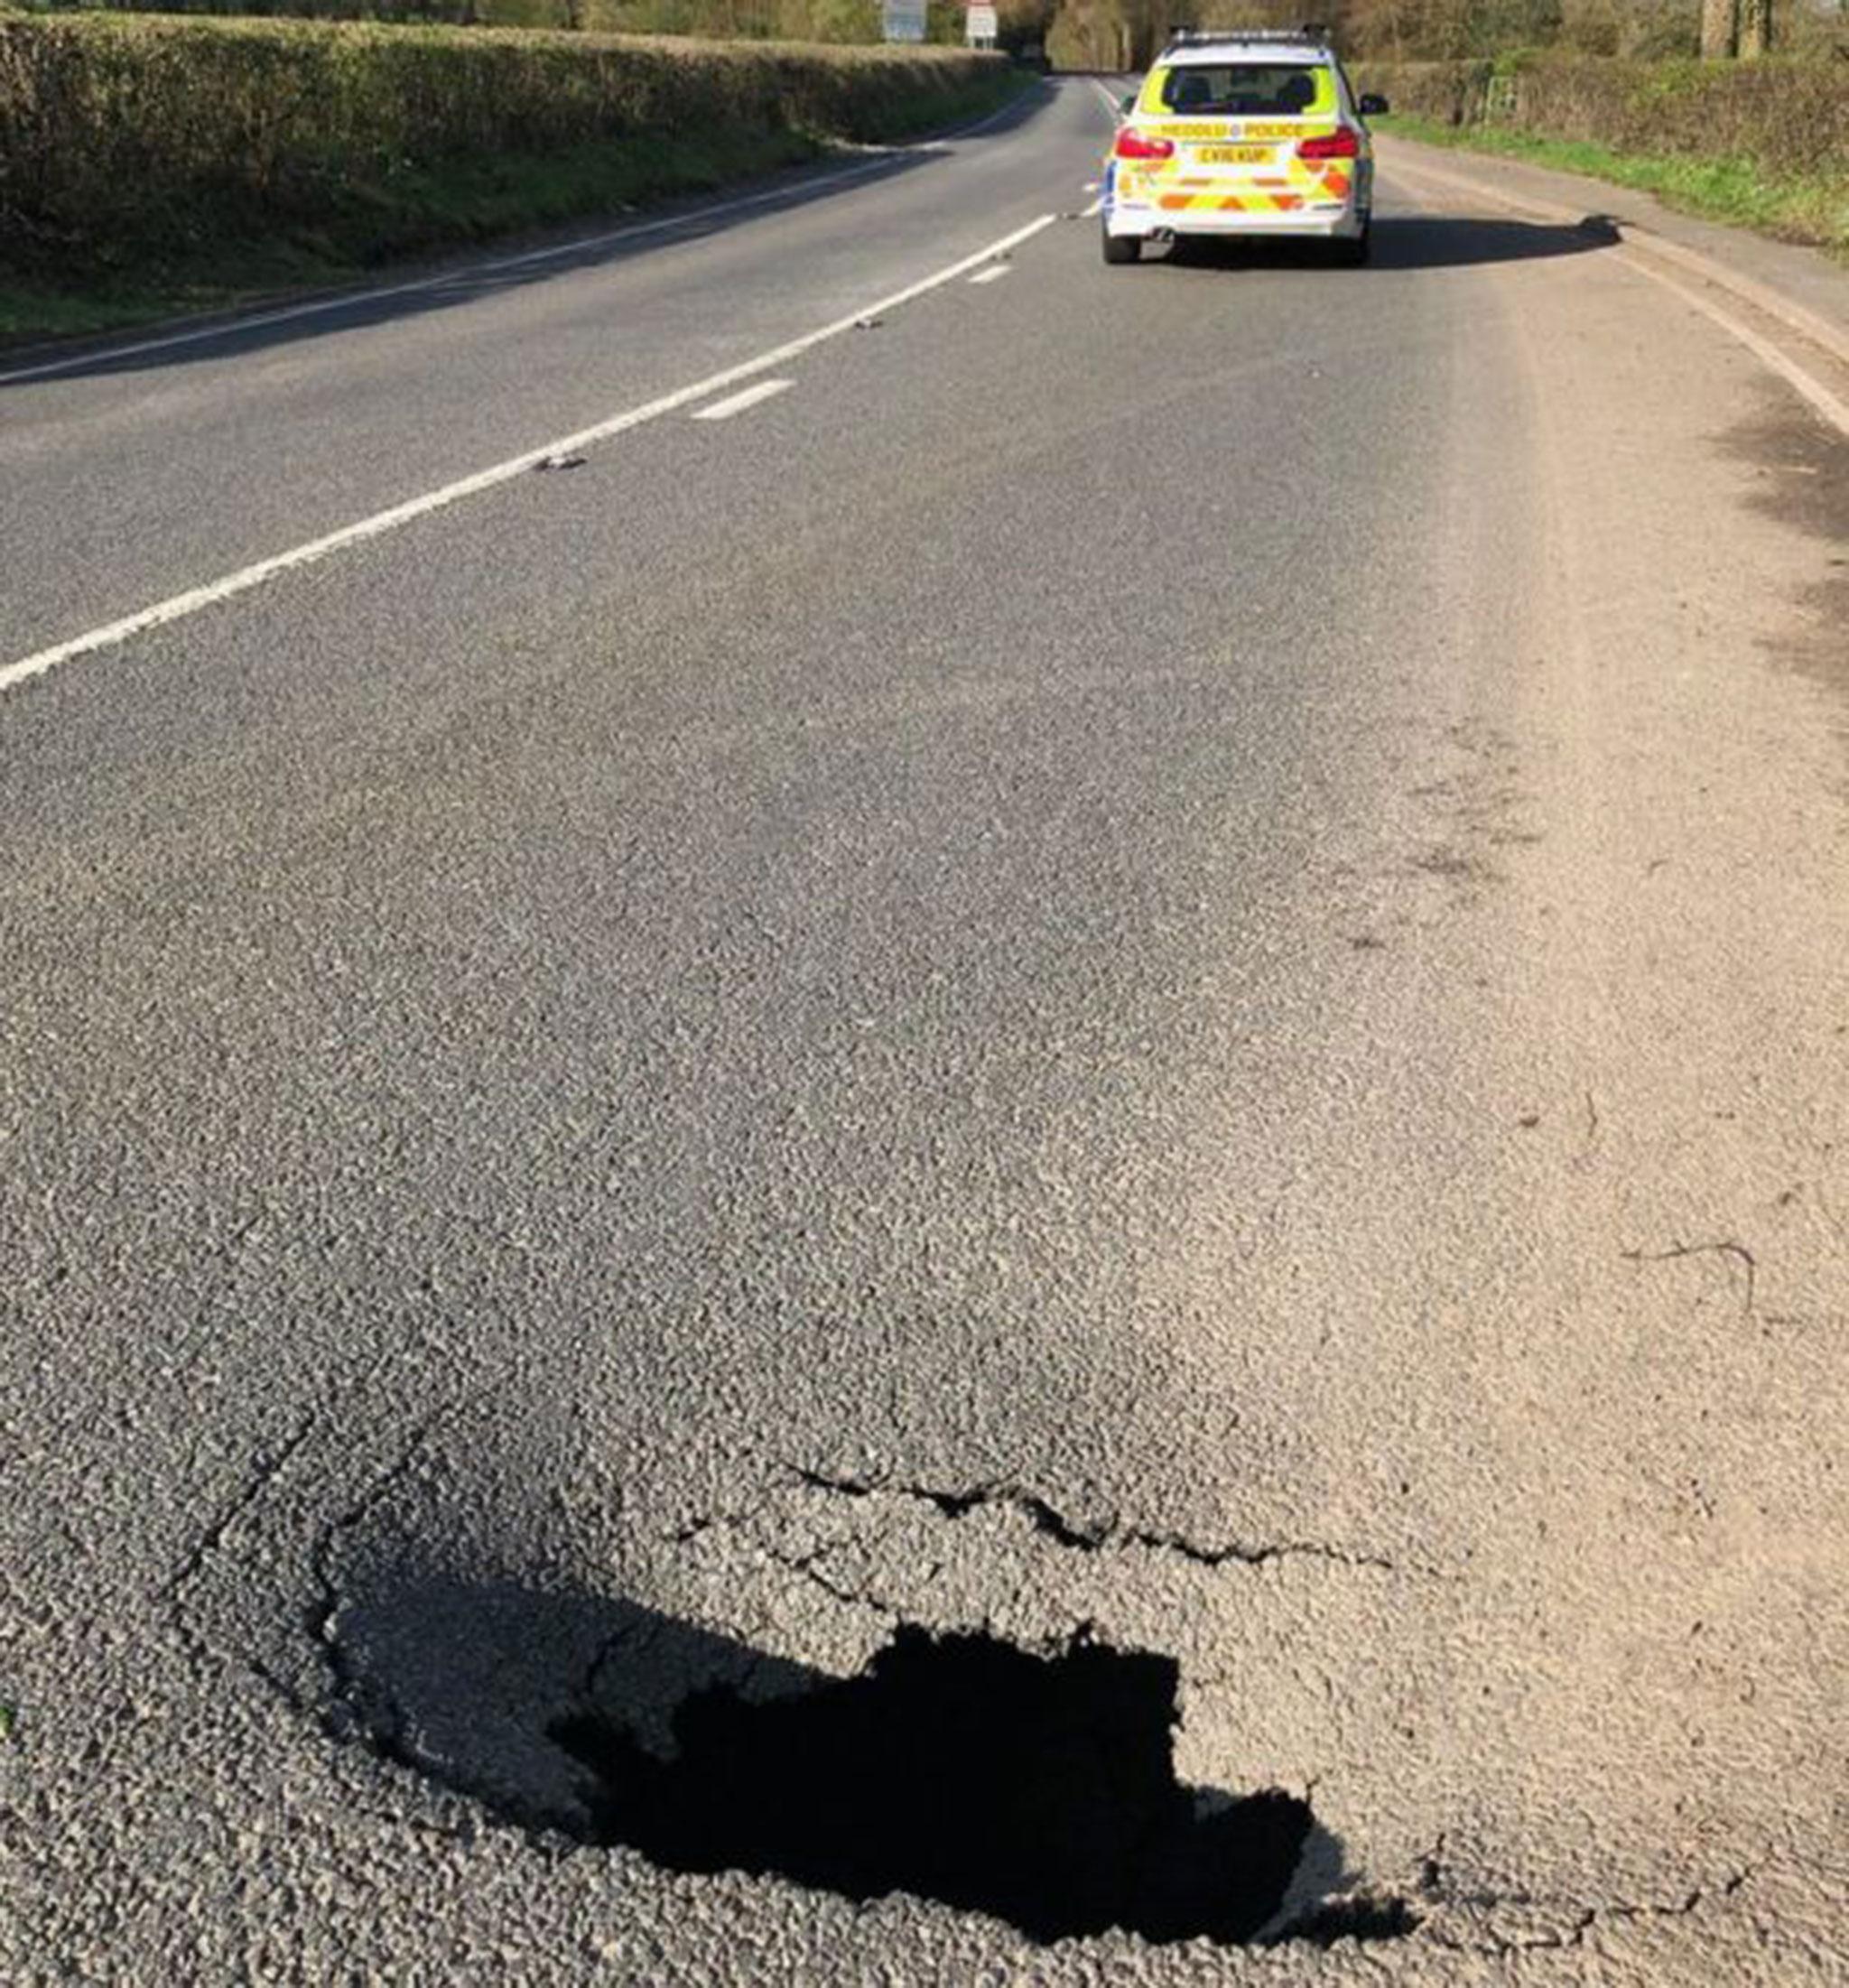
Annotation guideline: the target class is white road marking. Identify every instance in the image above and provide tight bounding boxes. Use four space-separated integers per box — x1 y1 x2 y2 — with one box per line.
1621 255 1849 441
0 212 1059 697
0 98 1033 393
1384 156 1849 441
968 265 1010 285
1619 232 1849 373
1381 151 1849 371
1082 197 1104 218
691 377 794 420
0 166 892 392
1083 180 1101 192
939 89 1036 143
1093 79 1128 119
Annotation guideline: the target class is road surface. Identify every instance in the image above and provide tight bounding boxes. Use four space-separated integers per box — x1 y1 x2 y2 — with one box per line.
3 77 1846 1980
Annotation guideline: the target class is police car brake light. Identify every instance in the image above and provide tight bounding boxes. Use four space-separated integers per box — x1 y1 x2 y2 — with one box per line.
1114 129 1176 161
1296 127 1360 160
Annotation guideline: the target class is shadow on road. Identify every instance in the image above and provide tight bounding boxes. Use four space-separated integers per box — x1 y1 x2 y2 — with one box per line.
329 1567 1417 1947
1 84 1060 390
1158 212 1619 274
1722 395 1849 711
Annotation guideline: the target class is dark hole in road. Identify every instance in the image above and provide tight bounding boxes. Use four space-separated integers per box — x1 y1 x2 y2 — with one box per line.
325 1575 1414 1947
555 1624 1321 1946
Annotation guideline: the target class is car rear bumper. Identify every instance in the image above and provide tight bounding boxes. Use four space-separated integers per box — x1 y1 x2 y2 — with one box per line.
1104 201 1364 241
1102 156 1372 243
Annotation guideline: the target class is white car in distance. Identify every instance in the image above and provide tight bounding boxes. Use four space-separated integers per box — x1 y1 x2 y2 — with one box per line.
1102 28 1388 267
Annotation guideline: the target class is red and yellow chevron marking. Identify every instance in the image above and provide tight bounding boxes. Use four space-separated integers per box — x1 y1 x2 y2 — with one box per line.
1157 190 1306 212
1120 153 1352 214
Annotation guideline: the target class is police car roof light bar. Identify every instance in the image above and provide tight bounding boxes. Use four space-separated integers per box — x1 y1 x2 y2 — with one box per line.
1163 23 1331 44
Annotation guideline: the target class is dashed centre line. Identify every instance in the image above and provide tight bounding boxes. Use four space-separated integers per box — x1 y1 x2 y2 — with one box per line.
0 210 1058 697
691 378 794 421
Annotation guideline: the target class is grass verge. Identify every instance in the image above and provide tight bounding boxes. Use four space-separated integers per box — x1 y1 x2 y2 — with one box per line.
1 126 824 342
1375 112 1849 258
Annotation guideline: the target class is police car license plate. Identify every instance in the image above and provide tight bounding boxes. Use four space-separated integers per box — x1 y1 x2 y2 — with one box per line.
1197 144 1274 164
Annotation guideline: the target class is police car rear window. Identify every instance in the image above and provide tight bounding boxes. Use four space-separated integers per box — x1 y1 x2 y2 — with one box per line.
1158 65 1324 116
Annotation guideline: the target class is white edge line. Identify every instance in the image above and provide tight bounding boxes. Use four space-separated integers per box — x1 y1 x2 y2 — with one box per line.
0 211 1058 696
690 376 794 420
1621 255 1849 441
1380 147 1849 374
938 86 1037 143
0 162 890 391
967 265 1011 284
1618 229 1849 374
0 94 1036 392
1384 153 1849 435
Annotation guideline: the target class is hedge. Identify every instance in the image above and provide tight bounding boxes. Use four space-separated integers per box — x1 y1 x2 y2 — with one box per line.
1352 51 1849 188
2 0 981 44
0 14 1008 271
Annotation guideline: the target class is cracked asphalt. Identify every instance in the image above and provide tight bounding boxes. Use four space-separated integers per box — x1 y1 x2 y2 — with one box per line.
3 78 1848 1980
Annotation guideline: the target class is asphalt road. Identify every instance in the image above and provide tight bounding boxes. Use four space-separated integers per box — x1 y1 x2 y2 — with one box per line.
3 77 1846 1981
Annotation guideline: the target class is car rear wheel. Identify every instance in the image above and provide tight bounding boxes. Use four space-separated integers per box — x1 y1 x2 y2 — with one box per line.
1101 227 1140 265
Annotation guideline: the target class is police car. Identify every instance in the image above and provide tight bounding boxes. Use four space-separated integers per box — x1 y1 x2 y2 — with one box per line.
1101 26 1388 266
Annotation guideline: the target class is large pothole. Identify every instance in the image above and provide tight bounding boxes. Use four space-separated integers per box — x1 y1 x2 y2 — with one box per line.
559 1623 1310 1946
322 1572 1417 1949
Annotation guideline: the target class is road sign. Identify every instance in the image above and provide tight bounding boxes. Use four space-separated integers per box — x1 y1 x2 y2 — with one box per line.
883 0 925 40
965 3 999 42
